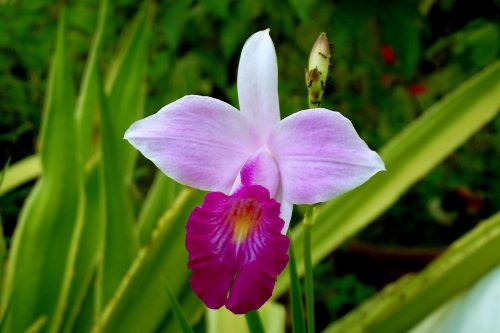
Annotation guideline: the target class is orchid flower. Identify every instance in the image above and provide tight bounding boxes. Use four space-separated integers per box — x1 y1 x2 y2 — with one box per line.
124 29 385 314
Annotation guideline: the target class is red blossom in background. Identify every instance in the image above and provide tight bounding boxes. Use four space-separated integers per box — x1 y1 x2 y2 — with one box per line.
407 83 427 96
381 44 397 65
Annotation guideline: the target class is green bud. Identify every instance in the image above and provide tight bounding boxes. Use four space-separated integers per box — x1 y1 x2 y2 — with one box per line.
305 32 331 108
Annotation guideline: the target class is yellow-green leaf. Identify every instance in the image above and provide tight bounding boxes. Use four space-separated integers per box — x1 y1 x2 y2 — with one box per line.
92 189 204 333
98 2 153 306
324 212 500 333
0 9 85 333
0 155 41 196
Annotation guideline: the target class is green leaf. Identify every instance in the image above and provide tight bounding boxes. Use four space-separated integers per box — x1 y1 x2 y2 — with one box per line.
0 215 3 260
0 155 41 196
274 59 500 297
98 1 153 306
0 157 10 189
71 274 100 333
104 2 153 181
200 0 229 18
0 8 85 333
60 2 109 329
75 0 109 164
61 166 104 333
0 218 5 307
154 286 203 333
410 265 500 333
99 69 139 305
25 316 48 333
289 239 306 333
323 212 500 333
164 282 194 333
138 171 180 244
0 293 12 332
158 0 191 54
0 159 8 280
92 189 204 333
287 0 314 21
460 20 500 68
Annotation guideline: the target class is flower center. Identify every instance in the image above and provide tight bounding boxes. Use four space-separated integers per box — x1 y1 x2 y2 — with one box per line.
229 199 262 244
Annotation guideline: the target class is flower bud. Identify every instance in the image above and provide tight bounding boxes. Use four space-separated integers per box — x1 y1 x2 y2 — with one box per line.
306 32 331 107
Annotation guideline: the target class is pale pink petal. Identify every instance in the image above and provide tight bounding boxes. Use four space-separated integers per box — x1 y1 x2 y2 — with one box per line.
231 149 280 198
237 29 280 141
268 108 385 204
186 185 289 314
124 95 259 193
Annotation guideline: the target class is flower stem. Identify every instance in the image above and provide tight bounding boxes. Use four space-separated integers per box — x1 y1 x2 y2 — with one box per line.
303 206 315 333
245 311 265 333
289 238 306 333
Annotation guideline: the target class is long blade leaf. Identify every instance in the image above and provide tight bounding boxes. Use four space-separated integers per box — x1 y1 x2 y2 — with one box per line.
323 211 500 333
61 1 109 330
75 0 109 163
92 189 204 333
0 9 85 333
0 155 41 196
105 2 153 181
138 171 180 244
164 282 194 333
98 2 152 306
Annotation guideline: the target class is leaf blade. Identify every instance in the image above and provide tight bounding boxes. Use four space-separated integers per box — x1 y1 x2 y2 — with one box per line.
323 212 500 333
92 189 204 333
0 8 85 333
164 282 194 333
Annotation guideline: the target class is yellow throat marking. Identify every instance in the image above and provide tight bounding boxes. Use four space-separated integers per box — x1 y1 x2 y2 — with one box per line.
230 199 262 244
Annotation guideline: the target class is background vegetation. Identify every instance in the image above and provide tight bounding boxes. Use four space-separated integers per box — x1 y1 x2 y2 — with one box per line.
0 0 499 332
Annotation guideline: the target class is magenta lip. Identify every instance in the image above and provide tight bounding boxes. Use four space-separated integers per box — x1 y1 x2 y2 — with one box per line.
185 185 290 314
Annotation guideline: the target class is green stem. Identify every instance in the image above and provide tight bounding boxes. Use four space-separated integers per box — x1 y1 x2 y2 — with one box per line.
303 207 315 333
289 238 306 333
245 311 265 333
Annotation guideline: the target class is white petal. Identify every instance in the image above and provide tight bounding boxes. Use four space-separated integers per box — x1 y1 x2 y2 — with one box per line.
237 29 280 142
279 201 293 235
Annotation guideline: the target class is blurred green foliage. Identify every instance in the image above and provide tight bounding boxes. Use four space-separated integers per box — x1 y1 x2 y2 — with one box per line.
0 0 499 331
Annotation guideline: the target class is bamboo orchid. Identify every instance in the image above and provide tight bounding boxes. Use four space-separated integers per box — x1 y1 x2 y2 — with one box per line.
125 29 385 314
